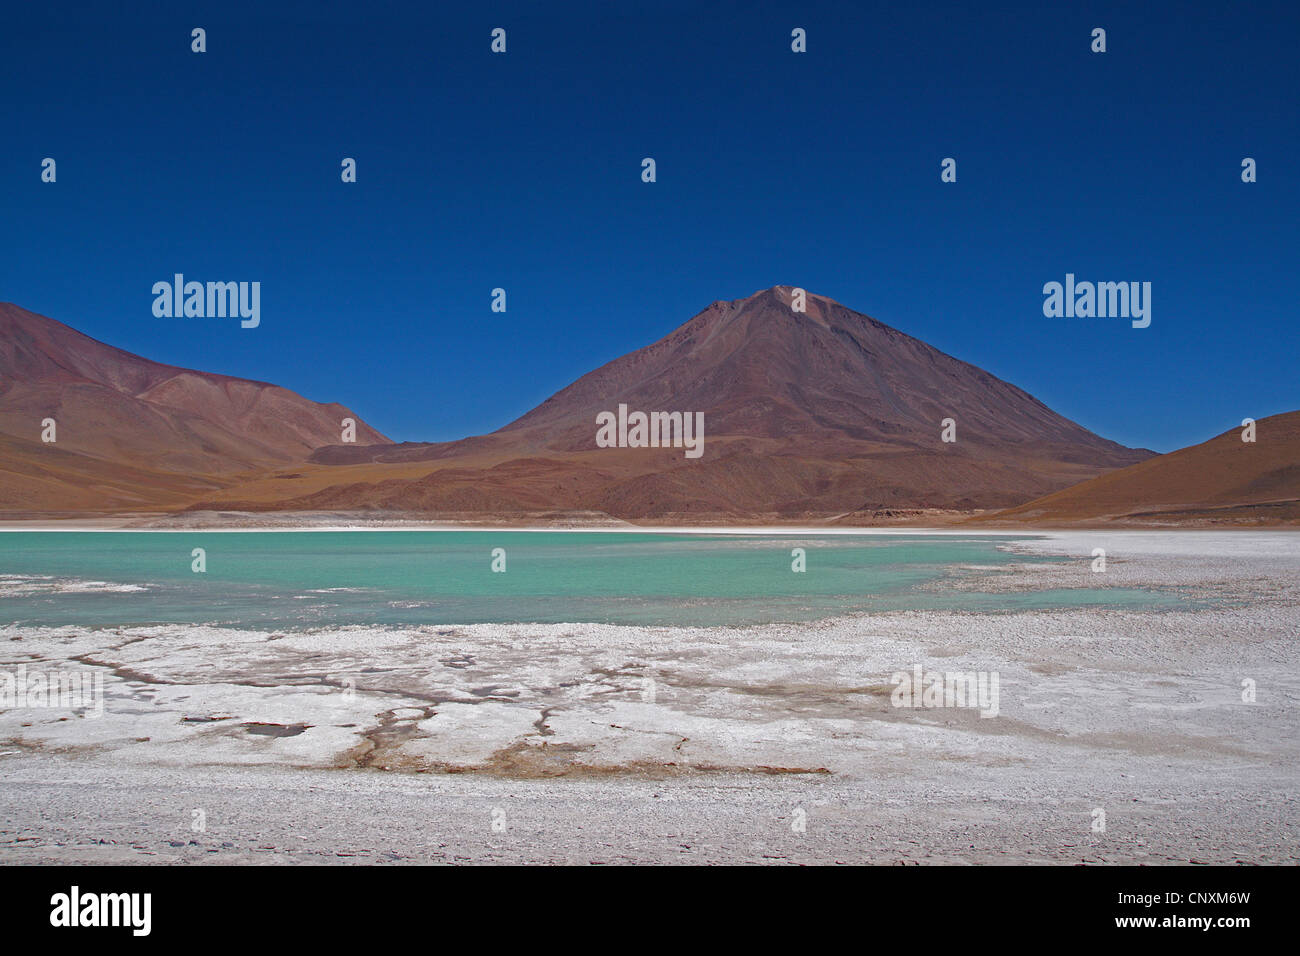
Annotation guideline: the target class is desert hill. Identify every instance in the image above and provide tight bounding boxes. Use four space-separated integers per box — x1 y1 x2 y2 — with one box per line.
0 302 390 510
977 410 1300 526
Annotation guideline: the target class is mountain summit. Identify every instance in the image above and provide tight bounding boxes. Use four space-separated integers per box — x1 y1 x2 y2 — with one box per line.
503 285 1139 454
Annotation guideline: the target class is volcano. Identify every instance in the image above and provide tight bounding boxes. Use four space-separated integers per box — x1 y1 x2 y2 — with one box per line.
214 286 1152 520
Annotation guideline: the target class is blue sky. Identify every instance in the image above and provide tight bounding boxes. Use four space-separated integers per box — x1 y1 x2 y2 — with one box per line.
2 0 1296 452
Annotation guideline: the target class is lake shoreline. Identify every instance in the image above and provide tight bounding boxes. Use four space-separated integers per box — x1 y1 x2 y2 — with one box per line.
1 530 1295 864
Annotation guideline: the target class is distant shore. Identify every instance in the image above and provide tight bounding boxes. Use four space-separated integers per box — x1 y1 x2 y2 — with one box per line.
0 507 989 533
0 508 1294 532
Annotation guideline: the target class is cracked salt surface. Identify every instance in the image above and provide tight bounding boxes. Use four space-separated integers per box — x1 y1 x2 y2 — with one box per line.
0 530 1296 863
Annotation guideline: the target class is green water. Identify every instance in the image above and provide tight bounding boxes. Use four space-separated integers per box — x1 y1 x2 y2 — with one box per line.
0 532 1186 629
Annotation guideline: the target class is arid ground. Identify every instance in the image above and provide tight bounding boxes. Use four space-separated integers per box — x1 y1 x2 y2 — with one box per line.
1 529 1295 864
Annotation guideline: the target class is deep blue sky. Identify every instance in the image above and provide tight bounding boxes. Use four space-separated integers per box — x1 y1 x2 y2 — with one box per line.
2 0 1296 452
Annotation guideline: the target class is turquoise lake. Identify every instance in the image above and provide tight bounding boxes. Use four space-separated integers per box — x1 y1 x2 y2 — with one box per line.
0 532 1186 628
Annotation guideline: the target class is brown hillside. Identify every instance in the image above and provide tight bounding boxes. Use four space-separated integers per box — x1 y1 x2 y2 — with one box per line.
0 302 391 511
976 411 1300 527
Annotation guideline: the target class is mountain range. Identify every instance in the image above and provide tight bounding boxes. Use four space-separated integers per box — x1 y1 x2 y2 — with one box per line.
0 289 1292 524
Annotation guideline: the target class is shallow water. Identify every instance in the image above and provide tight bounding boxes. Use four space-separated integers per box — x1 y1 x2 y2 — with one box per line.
0 531 1188 628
